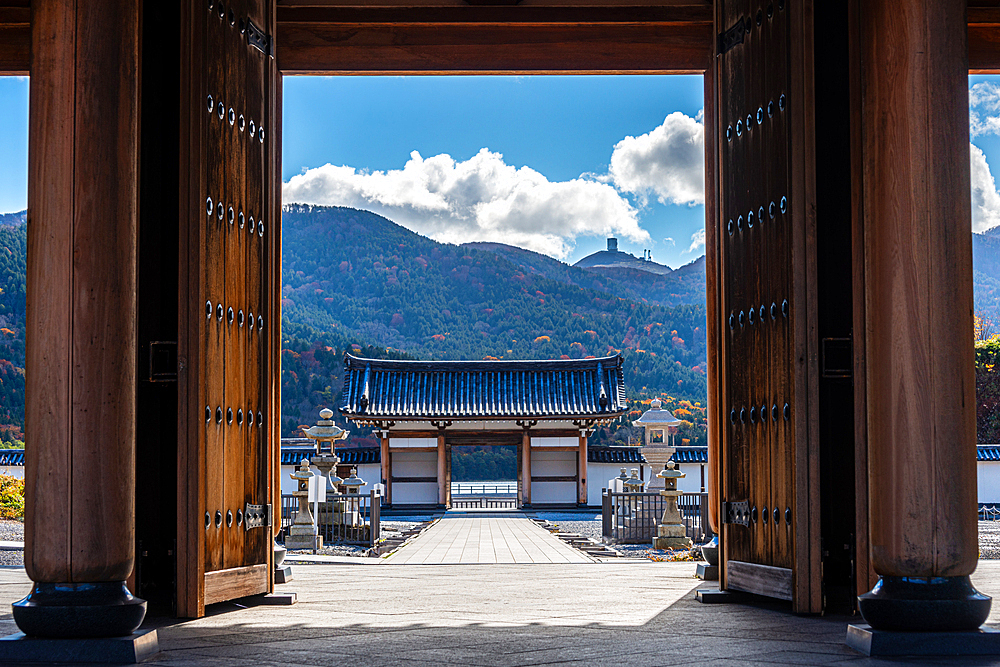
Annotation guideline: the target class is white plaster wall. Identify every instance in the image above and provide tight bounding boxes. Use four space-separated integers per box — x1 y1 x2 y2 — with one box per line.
0 466 23 480
392 450 437 477
531 437 579 448
393 482 438 504
389 437 437 448
531 450 576 504
531 450 575 476
356 463 381 488
532 482 576 504
391 450 439 504
979 461 1000 504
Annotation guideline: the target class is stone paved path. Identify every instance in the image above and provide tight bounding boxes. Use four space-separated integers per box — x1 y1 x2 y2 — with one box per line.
385 512 592 564
2 563 1000 664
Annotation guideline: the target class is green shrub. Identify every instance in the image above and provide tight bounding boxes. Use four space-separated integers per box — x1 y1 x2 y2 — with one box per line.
0 473 23 520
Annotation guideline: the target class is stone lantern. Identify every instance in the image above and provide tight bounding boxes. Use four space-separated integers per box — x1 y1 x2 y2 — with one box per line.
634 398 681 491
624 468 644 493
337 467 367 527
304 408 349 499
285 459 323 551
652 460 693 550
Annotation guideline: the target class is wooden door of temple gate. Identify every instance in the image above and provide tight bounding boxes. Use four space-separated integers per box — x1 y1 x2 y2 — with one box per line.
714 0 821 613
177 0 279 617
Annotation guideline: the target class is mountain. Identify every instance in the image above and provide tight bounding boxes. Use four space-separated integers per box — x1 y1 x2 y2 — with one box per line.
973 230 1000 325
281 205 709 415
0 217 25 443
0 212 26 228
465 241 706 308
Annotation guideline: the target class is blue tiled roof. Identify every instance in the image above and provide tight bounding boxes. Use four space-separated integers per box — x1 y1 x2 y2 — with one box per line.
339 354 627 422
588 446 646 464
280 445 380 466
0 449 22 466
979 445 1000 461
670 447 708 464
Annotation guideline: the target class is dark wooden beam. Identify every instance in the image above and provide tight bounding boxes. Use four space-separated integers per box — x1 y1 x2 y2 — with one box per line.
276 20 712 74
0 4 29 75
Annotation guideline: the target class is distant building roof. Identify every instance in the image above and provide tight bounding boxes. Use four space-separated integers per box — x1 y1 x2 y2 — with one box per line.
979 445 1000 461
281 445 381 466
670 447 708 464
588 445 646 464
339 354 627 426
0 449 22 466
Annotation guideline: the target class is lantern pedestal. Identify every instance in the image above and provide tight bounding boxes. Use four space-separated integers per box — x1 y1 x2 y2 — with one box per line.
652 461 692 550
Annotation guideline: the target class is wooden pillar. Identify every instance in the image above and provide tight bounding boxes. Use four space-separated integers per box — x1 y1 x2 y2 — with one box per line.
577 431 588 506
17 0 144 638
380 433 391 506
437 431 446 506
858 0 989 630
521 430 531 507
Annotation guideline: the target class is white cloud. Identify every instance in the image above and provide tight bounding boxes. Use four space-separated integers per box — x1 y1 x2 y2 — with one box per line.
685 228 705 254
970 82 1000 138
608 111 705 206
972 143 1000 233
283 148 648 259
664 237 675 246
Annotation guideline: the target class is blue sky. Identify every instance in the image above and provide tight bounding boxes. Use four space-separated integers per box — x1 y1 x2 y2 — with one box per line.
282 75 706 267
0 77 27 217
3 74 1000 269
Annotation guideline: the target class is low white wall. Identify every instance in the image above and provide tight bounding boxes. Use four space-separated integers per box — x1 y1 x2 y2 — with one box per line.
0 465 23 480
675 463 706 494
979 460 1000 504
391 450 439 504
587 462 653 506
280 462 384 497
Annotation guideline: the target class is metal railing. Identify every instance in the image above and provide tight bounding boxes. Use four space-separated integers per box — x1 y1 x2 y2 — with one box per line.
450 496 518 509
280 491 381 548
451 481 518 496
980 504 1000 520
602 490 710 545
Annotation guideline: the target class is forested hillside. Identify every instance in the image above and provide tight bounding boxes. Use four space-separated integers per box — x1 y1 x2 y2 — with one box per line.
465 242 706 308
281 205 709 415
0 220 25 443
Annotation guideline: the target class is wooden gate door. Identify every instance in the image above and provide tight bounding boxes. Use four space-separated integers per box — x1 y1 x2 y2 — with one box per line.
714 0 821 613
177 0 279 618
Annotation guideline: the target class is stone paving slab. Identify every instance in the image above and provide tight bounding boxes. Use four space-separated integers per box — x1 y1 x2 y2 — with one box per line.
0 561 998 664
384 513 593 564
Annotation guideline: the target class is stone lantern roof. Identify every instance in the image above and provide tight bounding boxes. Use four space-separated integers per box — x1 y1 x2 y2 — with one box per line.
634 398 681 426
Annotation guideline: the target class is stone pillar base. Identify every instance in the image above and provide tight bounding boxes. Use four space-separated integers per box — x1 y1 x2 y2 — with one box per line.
0 629 158 663
847 624 1000 656
12 582 146 639
858 576 991 632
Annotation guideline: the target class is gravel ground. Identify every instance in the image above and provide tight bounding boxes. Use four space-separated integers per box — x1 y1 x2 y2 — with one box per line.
0 520 23 567
533 512 705 561
980 521 1000 559
286 519 429 558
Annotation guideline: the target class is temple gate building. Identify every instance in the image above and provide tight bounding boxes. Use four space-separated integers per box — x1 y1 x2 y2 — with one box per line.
337 354 627 509
1 0 997 654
